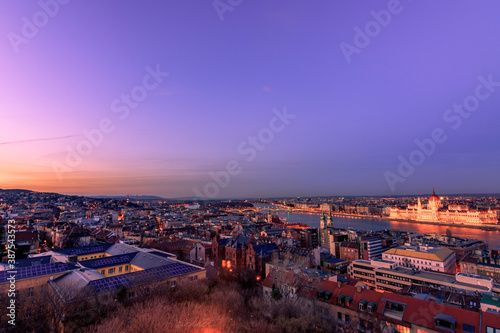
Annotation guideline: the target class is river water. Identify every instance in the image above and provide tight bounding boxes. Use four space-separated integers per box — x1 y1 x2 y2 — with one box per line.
253 204 500 250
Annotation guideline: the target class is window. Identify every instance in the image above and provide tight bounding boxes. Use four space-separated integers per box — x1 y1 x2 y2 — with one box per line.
359 303 365 311
337 312 342 320
101 270 105 275
435 319 455 330
125 265 129 271
395 325 410 333
119 266 122 273
486 327 500 333
28 288 34 297
128 291 135 298
345 314 350 322
463 324 475 333
108 268 115 274
170 281 176 287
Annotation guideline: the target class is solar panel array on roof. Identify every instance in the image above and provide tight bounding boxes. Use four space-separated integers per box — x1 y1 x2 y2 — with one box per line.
0 262 76 283
89 262 201 293
1 256 52 268
79 252 138 269
55 243 113 256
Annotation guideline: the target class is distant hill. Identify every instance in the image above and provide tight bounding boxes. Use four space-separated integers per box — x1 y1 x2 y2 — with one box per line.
0 188 34 194
89 195 168 202
0 188 168 202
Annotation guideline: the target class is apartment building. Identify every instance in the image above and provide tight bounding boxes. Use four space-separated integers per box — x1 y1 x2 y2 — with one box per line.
382 244 456 274
349 259 500 294
360 236 383 260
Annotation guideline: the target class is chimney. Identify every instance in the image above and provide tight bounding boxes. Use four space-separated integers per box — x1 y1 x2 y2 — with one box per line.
357 286 362 293
337 281 342 289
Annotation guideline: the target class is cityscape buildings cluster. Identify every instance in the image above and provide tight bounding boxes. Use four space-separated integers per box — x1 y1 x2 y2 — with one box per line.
1 188 500 331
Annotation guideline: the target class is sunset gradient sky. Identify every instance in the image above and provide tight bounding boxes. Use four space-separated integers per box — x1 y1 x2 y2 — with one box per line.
1 1 500 198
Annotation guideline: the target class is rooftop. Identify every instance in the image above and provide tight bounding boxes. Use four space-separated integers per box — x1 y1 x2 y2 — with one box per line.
54 243 113 256
383 246 454 262
79 252 138 269
0 262 77 283
0 256 52 271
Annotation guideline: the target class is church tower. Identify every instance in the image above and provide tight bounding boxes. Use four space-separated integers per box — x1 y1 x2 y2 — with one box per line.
320 211 326 229
326 209 333 228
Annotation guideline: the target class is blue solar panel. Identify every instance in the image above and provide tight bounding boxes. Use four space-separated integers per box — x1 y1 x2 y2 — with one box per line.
88 263 202 293
1 256 52 268
55 244 113 256
0 262 77 283
79 252 138 269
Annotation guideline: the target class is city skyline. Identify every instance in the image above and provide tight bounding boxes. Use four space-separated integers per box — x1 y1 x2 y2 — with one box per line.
1 1 500 198
2 186 499 201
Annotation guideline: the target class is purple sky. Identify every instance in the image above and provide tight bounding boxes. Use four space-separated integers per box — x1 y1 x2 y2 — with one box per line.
1 1 500 198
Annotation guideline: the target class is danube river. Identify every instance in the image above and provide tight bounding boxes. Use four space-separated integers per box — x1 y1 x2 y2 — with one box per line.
253 204 500 250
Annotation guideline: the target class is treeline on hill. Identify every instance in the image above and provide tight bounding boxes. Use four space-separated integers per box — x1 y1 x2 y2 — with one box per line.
201 201 254 209
1 274 358 333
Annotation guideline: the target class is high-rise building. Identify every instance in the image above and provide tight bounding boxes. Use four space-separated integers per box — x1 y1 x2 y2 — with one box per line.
360 235 383 260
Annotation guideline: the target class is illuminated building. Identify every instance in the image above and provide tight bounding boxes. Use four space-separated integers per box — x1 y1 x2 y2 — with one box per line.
389 189 498 226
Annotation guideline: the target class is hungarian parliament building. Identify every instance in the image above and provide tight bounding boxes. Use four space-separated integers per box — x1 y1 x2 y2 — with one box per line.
389 190 498 225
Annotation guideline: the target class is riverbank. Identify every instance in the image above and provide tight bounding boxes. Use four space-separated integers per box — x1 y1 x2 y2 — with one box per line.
254 204 500 232
383 218 500 231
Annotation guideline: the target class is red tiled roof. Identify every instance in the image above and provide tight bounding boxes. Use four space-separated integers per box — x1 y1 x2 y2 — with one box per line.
106 235 121 243
311 280 383 310
377 291 481 333
14 230 38 242
304 281 481 333
340 241 359 249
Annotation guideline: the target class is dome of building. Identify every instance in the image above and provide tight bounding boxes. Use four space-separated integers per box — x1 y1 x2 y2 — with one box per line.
429 189 439 201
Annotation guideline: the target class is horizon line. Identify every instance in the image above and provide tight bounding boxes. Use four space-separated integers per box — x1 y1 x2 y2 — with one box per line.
1 187 499 201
